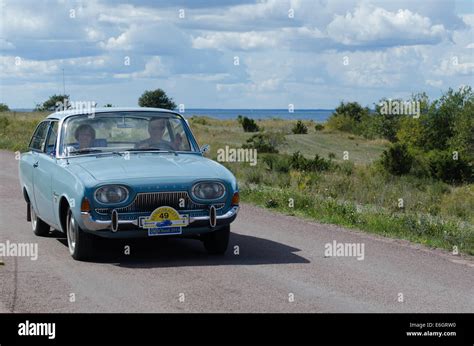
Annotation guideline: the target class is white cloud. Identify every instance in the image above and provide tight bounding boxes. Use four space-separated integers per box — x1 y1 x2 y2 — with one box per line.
326 4 448 46
192 31 278 50
435 57 474 76
425 79 443 87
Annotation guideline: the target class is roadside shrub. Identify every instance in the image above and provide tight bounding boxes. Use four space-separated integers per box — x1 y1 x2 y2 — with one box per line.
265 199 279 208
290 151 332 172
314 123 324 131
242 132 285 153
338 161 355 176
380 143 413 175
440 185 474 223
237 115 259 132
426 150 473 184
409 151 432 179
0 116 10 130
245 169 262 184
262 154 290 173
292 120 308 134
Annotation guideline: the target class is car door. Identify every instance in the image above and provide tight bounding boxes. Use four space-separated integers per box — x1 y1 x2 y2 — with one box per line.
32 120 59 224
26 120 50 214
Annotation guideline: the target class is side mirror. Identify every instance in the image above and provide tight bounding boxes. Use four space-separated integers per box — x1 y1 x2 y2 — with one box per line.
200 144 210 155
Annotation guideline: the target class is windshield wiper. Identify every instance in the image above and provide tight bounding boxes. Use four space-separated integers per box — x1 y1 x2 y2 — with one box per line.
69 148 103 155
126 147 177 155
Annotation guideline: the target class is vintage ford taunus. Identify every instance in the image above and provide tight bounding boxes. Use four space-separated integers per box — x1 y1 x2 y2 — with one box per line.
19 108 239 260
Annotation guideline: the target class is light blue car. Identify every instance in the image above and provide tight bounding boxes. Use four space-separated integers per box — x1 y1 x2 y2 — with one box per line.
19 108 239 260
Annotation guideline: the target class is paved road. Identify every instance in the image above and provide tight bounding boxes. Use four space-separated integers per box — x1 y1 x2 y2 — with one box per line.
0 150 472 312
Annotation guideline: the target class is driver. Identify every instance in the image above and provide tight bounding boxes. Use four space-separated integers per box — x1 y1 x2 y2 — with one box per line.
135 118 182 150
75 124 96 149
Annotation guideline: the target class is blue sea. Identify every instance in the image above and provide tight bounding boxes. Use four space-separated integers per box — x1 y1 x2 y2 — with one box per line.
12 108 334 121
184 109 334 121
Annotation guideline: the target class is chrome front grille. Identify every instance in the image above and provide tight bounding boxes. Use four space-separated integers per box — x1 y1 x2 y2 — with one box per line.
95 191 224 215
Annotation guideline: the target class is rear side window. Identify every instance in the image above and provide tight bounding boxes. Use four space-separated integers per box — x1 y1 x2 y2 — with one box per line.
45 121 59 155
29 121 50 151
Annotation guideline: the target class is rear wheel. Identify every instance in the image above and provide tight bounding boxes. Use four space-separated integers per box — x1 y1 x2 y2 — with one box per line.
30 203 50 236
66 209 94 261
203 225 230 255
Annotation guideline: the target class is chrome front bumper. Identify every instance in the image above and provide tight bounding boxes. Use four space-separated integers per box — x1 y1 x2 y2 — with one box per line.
80 206 240 231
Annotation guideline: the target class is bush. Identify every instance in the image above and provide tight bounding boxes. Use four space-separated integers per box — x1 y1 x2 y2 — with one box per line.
262 154 290 173
333 101 369 122
237 115 260 132
290 151 332 172
396 116 426 148
265 199 279 208
242 132 284 153
314 123 324 131
325 114 358 133
292 120 308 134
426 150 473 184
380 143 413 175
0 103 9 112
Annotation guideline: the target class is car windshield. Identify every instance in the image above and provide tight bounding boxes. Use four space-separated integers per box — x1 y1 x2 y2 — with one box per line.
59 112 196 157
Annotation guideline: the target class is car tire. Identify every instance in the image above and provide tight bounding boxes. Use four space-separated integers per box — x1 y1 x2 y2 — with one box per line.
66 209 94 261
203 225 230 255
30 203 50 236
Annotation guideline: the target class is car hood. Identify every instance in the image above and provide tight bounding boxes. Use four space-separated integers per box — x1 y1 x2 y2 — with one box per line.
69 153 232 182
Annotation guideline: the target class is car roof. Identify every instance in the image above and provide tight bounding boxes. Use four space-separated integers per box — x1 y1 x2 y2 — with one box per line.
46 107 183 120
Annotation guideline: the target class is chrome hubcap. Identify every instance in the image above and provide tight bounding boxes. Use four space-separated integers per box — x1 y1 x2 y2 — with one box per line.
67 212 77 255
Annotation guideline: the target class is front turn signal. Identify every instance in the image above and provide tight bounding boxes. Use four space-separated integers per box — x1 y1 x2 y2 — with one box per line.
231 192 240 206
81 197 91 212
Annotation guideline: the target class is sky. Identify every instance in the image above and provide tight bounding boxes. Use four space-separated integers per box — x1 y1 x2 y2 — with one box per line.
0 0 473 109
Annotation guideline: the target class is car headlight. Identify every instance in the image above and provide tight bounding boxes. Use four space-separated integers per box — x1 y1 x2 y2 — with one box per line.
94 185 129 204
192 182 225 200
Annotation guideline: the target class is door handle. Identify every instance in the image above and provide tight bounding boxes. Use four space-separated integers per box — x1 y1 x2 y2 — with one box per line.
33 161 39 168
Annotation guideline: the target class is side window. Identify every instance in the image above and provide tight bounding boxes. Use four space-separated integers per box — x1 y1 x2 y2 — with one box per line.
45 121 59 155
29 121 50 152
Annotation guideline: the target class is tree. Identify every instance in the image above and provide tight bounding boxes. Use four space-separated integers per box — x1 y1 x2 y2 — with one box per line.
380 143 413 175
333 101 369 122
0 103 9 112
292 120 308 134
35 94 70 111
138 89 176 110
237 115 260 132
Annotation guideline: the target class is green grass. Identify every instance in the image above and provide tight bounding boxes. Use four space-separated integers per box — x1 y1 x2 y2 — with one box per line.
283 132 388 164
240 185 473 255
1 112 472 255
0 111 47 151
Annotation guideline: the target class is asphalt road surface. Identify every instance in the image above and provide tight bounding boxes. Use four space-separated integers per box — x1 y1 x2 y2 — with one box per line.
0 150 473 313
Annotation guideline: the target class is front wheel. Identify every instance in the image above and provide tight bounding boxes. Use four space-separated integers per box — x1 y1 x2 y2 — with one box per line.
202 226 230 255
66 209 94 261
30 203 50 236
